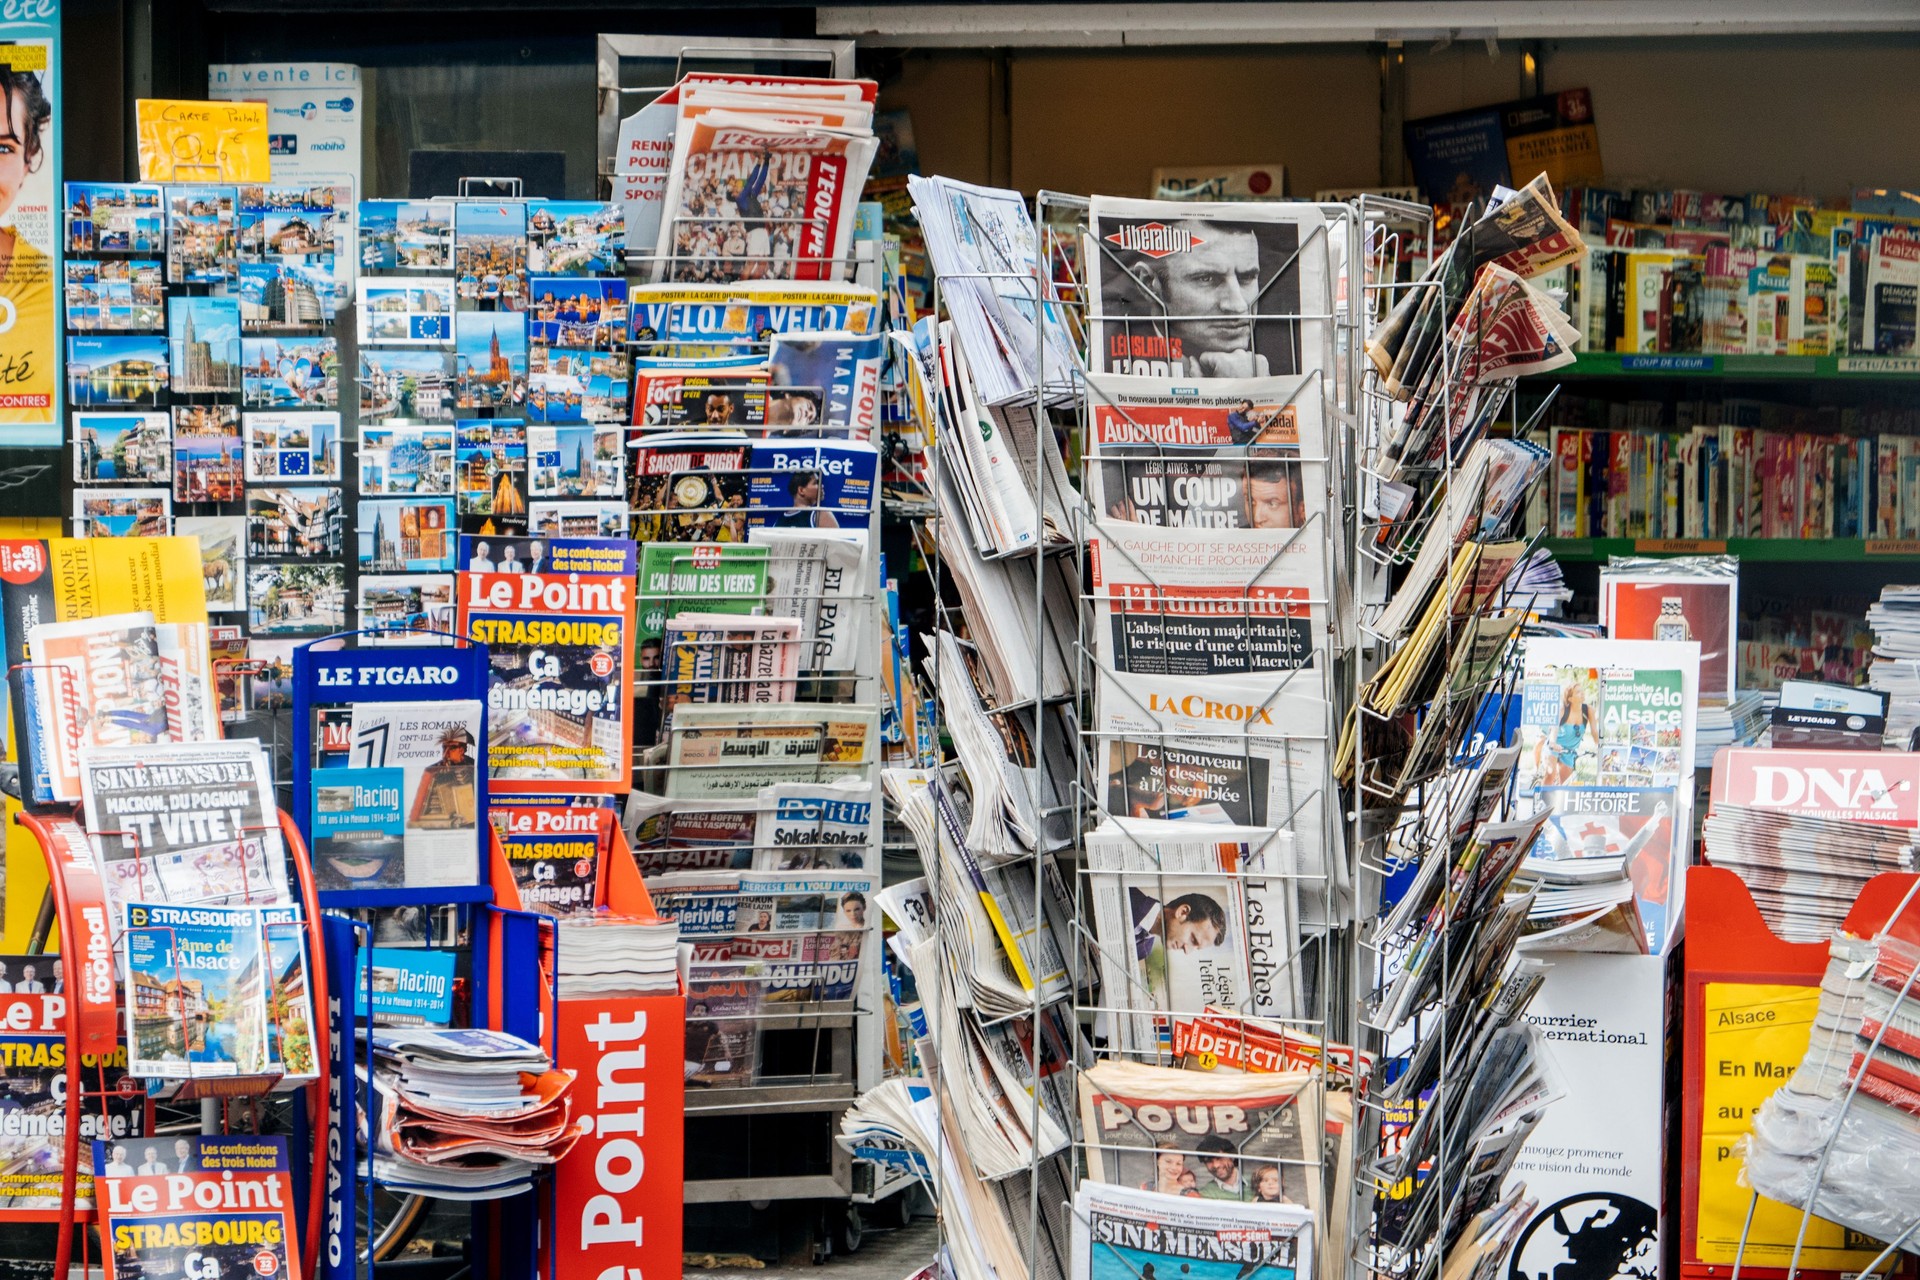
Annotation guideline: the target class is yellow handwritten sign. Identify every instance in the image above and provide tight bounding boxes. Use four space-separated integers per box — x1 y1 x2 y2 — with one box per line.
1696 983 1883 1269
134 99 271 182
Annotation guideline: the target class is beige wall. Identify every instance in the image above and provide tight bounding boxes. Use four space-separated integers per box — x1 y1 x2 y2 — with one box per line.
875 34 1920 200
1540 37 1920 195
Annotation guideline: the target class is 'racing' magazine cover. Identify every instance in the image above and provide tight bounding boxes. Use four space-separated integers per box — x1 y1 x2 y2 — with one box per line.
1071 1181 1313 1280
94 1134 299 1280
457 536 637 795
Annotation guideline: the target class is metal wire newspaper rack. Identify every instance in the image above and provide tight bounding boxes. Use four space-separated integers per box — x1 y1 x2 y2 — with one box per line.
1061 189 1366 1280
900 179 1372 1280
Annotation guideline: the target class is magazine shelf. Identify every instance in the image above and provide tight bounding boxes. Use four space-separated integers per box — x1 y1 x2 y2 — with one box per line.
621 404 889 1214
11 804 334 1280
1529 352 1920 381
1543 536 1920 563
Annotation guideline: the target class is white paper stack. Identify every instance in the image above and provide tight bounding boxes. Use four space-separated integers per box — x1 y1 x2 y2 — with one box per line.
907 175 1081 407
557 913 681 997
1869 585 1920 747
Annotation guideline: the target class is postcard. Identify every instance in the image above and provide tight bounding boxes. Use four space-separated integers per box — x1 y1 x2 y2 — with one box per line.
166 295 243 393
249 637 298 709
527 357 628 424
358 347 456 422
73 488 170 538
166 185 239 285
242 336 339 408
245 410 341 482
64 259 163 331
64 182 165 255
172 404 244 504
454 202 528 308
237 182 349 286
454 419 528 518
73 412 170 484
237 260 344 330
358 200 454 271
359 423 455 495
67 335 168 408
526 277 628 349
358 574 456 646
246 486 342 559
357 497 457 573
529 500 629 540
356 278 455 346
452 311 527 411
177 515 246 612
247 563 346 636
527 201 623 275
528 423 622 498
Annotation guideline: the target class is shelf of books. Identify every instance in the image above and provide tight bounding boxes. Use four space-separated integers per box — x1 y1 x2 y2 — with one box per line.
1543 537 1920 563
1537 352 1920 380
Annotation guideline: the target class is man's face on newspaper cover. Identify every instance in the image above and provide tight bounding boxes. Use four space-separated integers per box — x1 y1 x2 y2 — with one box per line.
1163 901 1221 952
1154 226 1261 372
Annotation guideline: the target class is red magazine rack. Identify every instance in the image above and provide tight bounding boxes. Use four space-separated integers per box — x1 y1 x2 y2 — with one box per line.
13 806 333 1280
488 813 685 1279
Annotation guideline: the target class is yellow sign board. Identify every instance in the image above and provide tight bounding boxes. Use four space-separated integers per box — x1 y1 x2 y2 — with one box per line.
1695 982 1884 1269
134 99 271 182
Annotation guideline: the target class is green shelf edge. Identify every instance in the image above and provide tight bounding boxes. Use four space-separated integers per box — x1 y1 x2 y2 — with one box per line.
1543 537 1920 563
1525 352 1920 380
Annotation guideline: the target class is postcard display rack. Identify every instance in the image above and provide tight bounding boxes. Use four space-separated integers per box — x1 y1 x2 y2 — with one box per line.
58 179 639 710
9 796 334 1280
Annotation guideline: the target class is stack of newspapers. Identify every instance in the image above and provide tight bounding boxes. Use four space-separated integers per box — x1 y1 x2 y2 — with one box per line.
1869 583 1920 748
361 1028 582 1200
1746 926 1920 1251
908 175 1081 406
554 913 680 997
1702 746 1919 942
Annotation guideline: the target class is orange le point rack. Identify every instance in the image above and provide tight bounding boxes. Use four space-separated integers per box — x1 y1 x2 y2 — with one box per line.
13 806 334 1280
488 810 685 1280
